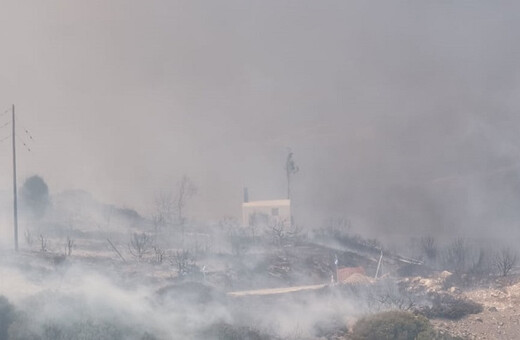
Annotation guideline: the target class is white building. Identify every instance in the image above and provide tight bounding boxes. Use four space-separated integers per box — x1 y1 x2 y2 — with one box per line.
242 199 291 228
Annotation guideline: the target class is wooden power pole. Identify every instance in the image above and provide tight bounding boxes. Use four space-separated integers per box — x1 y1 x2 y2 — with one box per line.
12 104 18 251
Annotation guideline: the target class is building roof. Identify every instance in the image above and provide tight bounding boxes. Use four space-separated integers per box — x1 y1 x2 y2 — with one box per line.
242 199 290 207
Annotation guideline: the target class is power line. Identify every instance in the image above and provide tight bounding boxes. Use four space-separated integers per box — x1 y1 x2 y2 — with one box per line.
16 135 31 152
0 134 11 143
23 127 34 141
15 117 34 141
12 116 35 151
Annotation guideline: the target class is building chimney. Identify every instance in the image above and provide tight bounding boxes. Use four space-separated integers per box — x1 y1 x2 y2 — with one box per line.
243 187 249 203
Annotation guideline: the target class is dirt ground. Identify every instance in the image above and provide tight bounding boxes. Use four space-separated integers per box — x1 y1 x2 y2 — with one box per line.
431 276 520 340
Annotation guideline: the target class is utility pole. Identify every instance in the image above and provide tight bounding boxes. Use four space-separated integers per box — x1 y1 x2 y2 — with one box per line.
12 105 18 251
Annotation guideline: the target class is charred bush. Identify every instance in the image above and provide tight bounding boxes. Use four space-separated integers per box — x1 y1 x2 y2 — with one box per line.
494 247 518 277
441 272 483 289
314 221 382 257
65 237 74 256
270 222 304 248
365 278 419 312
397 263 433 278
9 319 131 340
227 227 252 256
200 322 272 340
351 311 460 340
419 293 483 320
156 281 225 305
312 315 348 339
152 245 166 264
128 232 152 261
52 254 67 266
442 238 468 274
419 236 438 263
42 323 65 340
141 332 158 340
170 249 201 278
0 296 15 340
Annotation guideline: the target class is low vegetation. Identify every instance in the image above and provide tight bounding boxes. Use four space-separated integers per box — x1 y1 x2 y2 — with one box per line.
351 311 462 340
0 296 15 340
419 293 483 320
200 322 272 340
11 175 516 340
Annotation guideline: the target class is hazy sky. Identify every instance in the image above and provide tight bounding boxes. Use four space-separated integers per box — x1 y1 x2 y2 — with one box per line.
1 1 520 239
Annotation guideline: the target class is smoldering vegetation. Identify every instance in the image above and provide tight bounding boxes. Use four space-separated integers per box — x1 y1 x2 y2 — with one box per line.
0 177 513 339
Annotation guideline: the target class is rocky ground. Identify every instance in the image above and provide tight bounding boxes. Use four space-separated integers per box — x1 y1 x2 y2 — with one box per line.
400 272 520 340
431 276 520 340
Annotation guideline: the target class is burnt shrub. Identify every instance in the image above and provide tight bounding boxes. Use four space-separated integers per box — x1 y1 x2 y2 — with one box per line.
312 314 348 338
441 273 484 289
0 295 15 340
352 311 431 340
397 263 433 278
420 293 483 320
351 311 460 340
156 281 225 305
200 322 272 340
9 319 158 340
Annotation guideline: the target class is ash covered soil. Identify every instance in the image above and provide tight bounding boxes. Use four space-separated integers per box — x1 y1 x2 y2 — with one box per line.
0 231 519 340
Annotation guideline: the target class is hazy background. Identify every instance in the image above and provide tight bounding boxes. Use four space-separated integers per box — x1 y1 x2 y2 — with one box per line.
1 1 520 241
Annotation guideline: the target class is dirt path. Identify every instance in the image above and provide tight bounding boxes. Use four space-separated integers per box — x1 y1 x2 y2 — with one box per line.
228 283 327 297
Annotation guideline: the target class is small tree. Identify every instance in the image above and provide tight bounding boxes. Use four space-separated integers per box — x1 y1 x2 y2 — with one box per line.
153 176 197 244
443 238 468 273
175 175 197 224
65 237 74 256
420 236 437 262
128 232 151 261
324 217 351 237
494 247 518 277
20 175 50 219
368 279 416 312
271 221 286 247
175 175 197 245
24 230 33 246
170 249 198 277
152 191 176 234
227 226 251 256
153 245 166 264
270 220 303 247
468 247 490 276
39 234 48 252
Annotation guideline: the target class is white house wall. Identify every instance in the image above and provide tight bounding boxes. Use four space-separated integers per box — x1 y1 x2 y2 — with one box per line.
242 199 291 228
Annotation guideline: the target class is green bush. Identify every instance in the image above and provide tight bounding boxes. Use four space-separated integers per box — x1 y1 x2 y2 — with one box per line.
351 311 460 340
